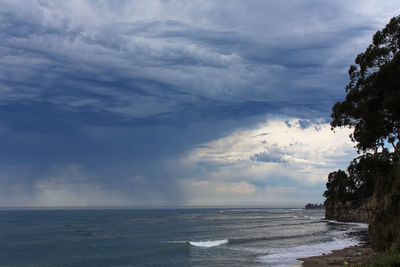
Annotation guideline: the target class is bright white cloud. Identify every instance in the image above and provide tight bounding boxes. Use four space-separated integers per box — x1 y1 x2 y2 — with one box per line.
186 117 354 168
177 117 356 206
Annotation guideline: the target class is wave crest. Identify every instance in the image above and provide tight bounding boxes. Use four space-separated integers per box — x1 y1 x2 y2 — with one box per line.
189 239 228 248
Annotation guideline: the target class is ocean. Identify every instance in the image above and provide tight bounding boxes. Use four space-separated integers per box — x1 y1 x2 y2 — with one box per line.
0 208 366 267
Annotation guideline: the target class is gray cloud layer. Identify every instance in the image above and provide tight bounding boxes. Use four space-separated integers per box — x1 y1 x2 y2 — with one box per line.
0 0 398 206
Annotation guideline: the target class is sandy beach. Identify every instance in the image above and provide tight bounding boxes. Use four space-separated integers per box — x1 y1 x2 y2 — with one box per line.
295 228 375 266
297 244 375 266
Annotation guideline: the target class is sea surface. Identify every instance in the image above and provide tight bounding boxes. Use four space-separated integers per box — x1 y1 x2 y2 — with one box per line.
0 208 366 267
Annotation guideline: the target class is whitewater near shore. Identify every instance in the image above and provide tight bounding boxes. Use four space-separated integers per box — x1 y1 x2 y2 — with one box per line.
0 208 367 266
298 245 374 266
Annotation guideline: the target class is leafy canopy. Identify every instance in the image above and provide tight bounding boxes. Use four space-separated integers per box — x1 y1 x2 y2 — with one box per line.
323 169 355 201
331 16 400 158
325 17 400 251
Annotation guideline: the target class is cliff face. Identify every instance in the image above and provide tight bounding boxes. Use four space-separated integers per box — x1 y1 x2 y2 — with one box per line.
325 199 373 223
325 188 400 251
368 192 400 251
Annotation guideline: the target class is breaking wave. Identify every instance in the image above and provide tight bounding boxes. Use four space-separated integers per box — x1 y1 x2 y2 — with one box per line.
257 232 359 267
189 239 229 247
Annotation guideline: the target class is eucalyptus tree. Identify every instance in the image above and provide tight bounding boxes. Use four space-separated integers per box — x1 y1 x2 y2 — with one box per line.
331 16 400 160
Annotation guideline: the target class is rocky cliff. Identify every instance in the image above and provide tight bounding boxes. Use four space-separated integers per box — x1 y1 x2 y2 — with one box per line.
325 199 373 223
325 189 400 251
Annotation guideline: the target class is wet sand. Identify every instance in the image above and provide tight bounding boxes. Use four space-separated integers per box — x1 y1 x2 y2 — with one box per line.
297 244 375 266
296 229 375 266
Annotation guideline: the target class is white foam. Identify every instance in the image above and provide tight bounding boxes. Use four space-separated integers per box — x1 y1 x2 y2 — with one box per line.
189 239 228 248
304 215 324 221
256 232 359 267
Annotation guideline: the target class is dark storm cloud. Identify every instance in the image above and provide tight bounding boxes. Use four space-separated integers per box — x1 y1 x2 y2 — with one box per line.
0 1 375 111
250 151 283 163
0 0 398 205
298 119 312 129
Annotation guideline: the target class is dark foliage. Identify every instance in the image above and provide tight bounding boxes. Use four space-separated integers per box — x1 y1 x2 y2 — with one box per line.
365 240 400 266
323 169 355 201
331 16 400 159
325 15 400 252
347 152 394 200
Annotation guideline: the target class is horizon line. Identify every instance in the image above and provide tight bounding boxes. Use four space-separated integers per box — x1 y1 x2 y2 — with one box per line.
0 204 307 210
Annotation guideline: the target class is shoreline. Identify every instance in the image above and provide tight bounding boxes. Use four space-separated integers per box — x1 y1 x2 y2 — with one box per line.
297 229 375 266
297 244 374 266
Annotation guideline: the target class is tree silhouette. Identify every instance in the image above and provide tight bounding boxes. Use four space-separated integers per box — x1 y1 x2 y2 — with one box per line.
323 170 355 200
331 16 400 160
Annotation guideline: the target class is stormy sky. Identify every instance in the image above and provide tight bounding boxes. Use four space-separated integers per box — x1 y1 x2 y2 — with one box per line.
0 0 399 207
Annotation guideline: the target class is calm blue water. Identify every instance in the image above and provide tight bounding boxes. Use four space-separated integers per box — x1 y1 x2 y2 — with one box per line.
0 208 365 267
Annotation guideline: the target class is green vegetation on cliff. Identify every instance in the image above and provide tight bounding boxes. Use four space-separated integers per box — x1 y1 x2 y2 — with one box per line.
365 241 400 266
324 15 400 252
